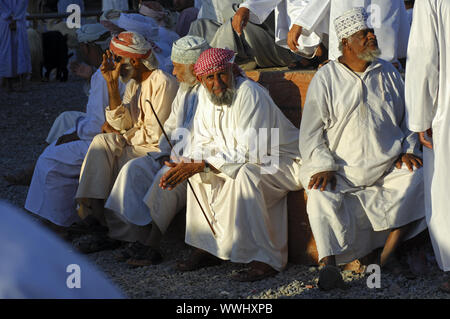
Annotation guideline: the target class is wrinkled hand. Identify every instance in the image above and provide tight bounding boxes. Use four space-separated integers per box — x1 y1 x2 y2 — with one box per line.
159 160 204 190
101 121 121 135
70 61 93 80
287 24 302 52
395 153 423 172
100 49 123 85
308 171 337 192
232 7 250 35
418 129 433 150
55 131 80 146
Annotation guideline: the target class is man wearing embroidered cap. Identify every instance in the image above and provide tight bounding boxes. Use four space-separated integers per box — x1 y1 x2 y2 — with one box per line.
74 31 178 252
286 0 410 65
24 24 127 231
160 47 303 281
102 36 210 266
299 7 426 290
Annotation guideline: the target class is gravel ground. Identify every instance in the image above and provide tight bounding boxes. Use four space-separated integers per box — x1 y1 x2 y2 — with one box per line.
1 76 449 300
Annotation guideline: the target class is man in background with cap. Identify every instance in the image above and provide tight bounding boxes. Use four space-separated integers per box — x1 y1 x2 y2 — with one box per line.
97 35 209 266
160 47 303 281
299 8 426 290
74 31 178 253
286 0 410 66
24 24 127 235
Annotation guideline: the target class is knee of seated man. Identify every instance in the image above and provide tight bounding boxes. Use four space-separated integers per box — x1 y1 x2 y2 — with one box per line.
234 163 262 183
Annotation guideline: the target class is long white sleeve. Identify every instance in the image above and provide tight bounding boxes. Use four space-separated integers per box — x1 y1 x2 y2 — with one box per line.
299 71 338 176
240 0 281 24
77 70 125 141
405 0 439 132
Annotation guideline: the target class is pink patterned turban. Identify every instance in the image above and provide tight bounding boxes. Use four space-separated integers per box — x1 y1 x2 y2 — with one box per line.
194 48 236 77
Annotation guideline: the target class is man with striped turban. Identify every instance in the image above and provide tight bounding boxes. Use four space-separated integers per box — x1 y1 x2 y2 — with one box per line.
160 47 303 281
74 31 179 253
24 24 126 236
102 36 210 266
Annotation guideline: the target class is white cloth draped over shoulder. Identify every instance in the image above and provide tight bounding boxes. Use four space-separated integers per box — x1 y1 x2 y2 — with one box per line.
0 0 31 77
299 59 426 263
184 77 302 271
25 69 126 227
404 0 450 271
293 0 410 62
241 0 322 58
104 84 200 230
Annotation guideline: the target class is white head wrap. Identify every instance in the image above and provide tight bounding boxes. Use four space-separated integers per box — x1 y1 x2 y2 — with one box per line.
171 36 210 65
334 7 369 41
117 13 160 43
76 23 111 50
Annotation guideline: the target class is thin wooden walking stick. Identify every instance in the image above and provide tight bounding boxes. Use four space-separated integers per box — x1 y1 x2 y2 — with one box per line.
145 99 216 237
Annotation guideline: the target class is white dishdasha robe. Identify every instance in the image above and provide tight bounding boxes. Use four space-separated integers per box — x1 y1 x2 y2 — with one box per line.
0 0 31 78
25 69 125 227
404 0 450 271
103 84 200 242
299 59 426 264
184 76 303 271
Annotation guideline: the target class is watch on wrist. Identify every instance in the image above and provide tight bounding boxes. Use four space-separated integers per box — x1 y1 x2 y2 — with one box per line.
203 161 211 173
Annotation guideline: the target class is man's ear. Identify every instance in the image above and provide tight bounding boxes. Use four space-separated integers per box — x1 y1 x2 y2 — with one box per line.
196 75 202 83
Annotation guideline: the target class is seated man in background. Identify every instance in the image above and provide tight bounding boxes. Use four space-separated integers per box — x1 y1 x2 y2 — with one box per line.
298 8 426 291
24 24 127 234
189 0 301 70
4 23 112 187
104 35 209 266
161 48 303 281
232 0 328 69
75 31 178 253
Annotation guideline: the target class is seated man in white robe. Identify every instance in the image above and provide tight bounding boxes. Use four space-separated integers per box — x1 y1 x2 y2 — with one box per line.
189 0 301 69
298 8 426 291
160 48 303 281
103 36 209 266
75 31 178 253
4 23 112 187
24 25 126 231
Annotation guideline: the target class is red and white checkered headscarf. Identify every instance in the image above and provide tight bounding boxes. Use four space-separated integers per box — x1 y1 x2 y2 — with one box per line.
109 31 152 60
194 48 237 77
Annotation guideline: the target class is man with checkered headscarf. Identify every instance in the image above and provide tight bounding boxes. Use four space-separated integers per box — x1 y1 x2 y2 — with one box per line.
159 47 303 282
299 8 426 290
74 31 179 252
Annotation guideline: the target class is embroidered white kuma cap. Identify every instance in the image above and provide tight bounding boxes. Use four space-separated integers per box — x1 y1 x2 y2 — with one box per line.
334 7 369 41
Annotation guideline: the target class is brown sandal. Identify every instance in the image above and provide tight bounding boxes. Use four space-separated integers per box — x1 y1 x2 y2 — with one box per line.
232 262 278 282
